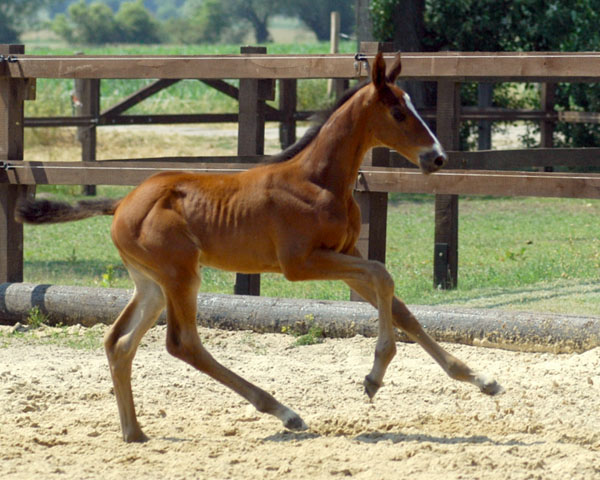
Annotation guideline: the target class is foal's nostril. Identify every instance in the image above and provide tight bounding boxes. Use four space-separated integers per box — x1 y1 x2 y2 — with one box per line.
419 149 447 173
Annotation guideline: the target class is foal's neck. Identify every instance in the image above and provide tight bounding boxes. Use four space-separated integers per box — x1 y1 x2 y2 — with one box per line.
301 88 375 196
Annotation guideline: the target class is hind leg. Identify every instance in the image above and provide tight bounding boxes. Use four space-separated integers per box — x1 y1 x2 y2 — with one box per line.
104 264 166 442
161 269 307 431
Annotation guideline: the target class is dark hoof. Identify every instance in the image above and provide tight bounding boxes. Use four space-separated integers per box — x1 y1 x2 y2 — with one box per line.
481 379 505 396
124 430 149 443
363 375 381 400
284 415 308 431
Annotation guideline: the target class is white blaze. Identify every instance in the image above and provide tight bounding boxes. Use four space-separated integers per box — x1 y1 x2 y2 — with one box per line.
403 92 445 156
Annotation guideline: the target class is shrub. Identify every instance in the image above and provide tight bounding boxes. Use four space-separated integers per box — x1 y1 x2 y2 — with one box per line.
115 0 161 44
52 0 161 45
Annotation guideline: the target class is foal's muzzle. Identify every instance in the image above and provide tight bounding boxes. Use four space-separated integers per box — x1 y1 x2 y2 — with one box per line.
419 147 447 174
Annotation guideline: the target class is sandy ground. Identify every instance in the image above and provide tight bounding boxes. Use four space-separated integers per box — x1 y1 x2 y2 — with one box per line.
1 323 599 480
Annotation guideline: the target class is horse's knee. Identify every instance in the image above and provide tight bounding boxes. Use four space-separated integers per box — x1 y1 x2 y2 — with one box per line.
104 332 118 364
104 319 131 362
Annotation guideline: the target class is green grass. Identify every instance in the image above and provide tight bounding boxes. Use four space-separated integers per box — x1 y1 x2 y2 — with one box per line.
23 189 600 316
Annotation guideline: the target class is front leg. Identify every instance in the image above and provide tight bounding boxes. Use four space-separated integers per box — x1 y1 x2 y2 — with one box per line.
361 275 397 399
347 277 504 397
280 249 399 400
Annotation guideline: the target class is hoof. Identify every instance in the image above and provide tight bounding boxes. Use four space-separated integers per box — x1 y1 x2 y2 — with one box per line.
363 375 381 400
124 429 149 443
480 379 505 396
284 414 308 432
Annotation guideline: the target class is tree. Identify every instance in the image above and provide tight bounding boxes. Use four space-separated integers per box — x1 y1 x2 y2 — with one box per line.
53 0 119 44
0 0 53 43
285 0 355 41
370 0 428 108
172 0 281 44
371 0 600 149
223 0 282 43
115 0 161 44
52 0 162 44
165 0 233 44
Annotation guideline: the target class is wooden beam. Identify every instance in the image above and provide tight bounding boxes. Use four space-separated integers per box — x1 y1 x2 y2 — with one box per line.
99 113 241 125
434 80 461 289
477 83 493 150
430 148 600 170
75 78 99 195
6 52 600 81
355 168 600 199
2 54 364 80
5 162 599 199
1 160 259 186
279 79 297 149
199 79 279 117
559 111 600 124
25 116 95 127
0 44 26 283
199 79 239 100
540 83 556 149
235 46 266 296
23 107 559 129
100 78 180 118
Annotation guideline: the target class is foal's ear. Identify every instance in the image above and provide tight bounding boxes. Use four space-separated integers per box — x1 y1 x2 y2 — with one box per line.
372 52 387 90
386 52 402 83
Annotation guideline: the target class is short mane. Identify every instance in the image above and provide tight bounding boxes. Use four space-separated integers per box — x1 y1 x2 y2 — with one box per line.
265 80 369 164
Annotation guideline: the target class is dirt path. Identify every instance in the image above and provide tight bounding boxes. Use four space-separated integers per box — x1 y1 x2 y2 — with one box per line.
1 324 599 479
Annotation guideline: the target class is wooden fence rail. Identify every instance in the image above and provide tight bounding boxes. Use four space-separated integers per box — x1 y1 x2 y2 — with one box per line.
7 51 600 81
2 43 600 297
3 161 599 199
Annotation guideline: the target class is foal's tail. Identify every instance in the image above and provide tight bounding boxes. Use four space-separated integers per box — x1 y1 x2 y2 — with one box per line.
15 197 121 225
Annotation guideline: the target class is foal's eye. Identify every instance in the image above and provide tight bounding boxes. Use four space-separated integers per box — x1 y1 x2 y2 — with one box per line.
391 107 406 122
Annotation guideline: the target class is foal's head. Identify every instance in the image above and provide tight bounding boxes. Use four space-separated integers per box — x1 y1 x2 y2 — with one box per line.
367 52 447 174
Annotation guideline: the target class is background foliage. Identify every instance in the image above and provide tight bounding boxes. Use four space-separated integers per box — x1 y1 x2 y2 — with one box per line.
9 0 355 46
0 0 53 43
371 0 600 149
53 0 161 44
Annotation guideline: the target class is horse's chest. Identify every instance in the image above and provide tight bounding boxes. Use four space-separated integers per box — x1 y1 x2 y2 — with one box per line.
316 197 360 253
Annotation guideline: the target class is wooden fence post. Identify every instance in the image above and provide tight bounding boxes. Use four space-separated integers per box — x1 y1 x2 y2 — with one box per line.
478 83 493 150
540 82 556 170
327 11 340 97
434 80 461 289
327 11 348 98
0 44 28 283
75 76 100 195
234 46 273 296
351 41 393 301
279 78 297 149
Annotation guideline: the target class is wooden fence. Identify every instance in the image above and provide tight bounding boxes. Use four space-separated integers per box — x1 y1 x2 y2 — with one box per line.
1 43 600 298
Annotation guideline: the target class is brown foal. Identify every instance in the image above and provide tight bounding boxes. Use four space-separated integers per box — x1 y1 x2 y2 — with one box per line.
16 53 503 442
